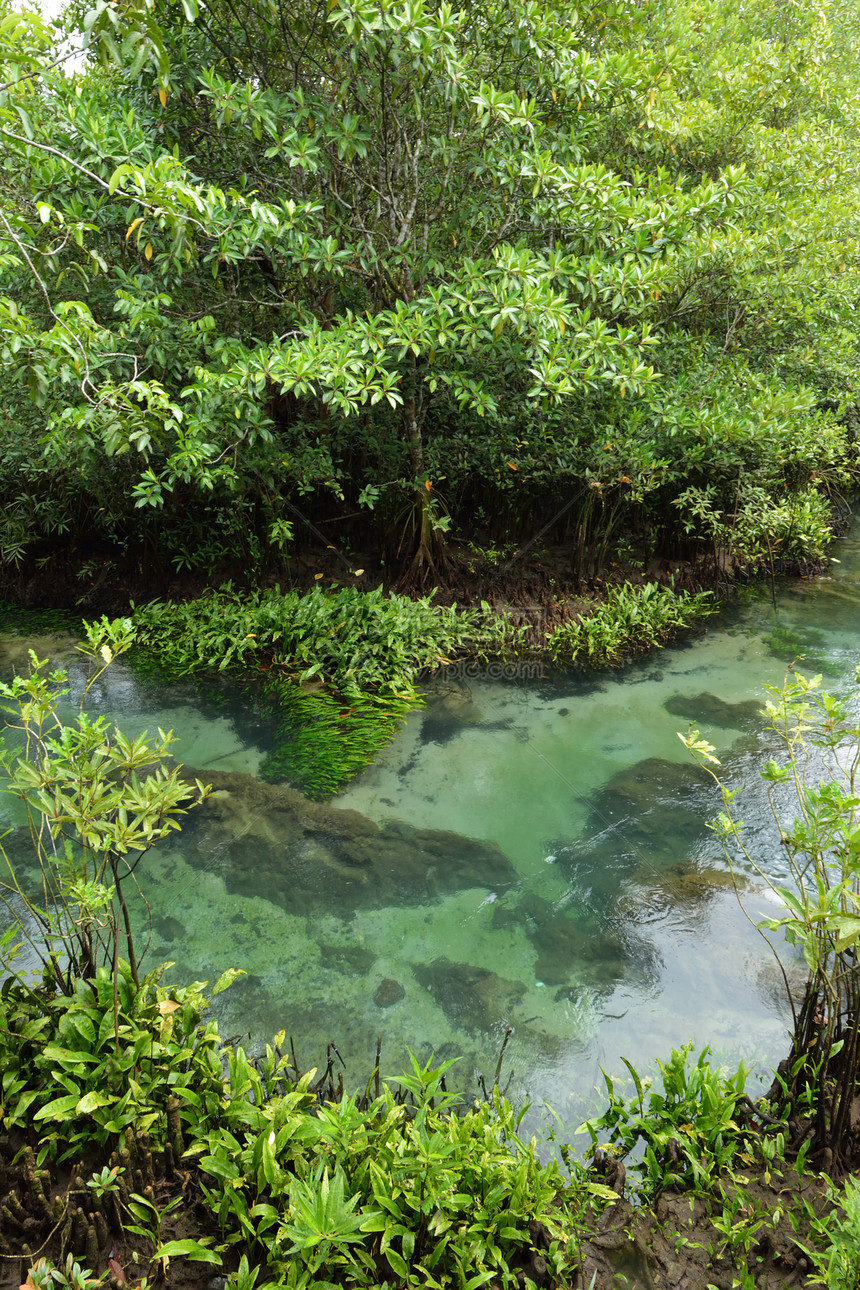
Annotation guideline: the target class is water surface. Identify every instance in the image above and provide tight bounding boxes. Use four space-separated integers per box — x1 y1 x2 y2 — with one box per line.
3 537 859 1130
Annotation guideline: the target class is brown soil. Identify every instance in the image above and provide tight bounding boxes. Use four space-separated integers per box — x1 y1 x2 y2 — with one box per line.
577 1168 833 1289
0 530 717 621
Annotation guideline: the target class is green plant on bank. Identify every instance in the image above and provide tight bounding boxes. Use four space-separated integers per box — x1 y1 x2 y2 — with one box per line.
707 1182 780 1271
0 619 209 993
576 1044 780 1201
25 1254 108 1290
805 1174 860 1289
681 667 860 1174
0 955 236 1164
547 582 714 667
131 584 521 700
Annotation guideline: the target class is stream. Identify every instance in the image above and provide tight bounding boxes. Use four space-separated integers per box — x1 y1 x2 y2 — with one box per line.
3 534 860 1132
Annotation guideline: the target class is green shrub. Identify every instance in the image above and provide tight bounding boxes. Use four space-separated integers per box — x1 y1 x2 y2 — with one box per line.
547 582 714 666
576 1044 775 1199
131 584 519 700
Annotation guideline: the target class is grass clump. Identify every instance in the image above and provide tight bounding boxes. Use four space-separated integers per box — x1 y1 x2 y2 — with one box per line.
548 581 714 666
260 684 414 799
131 583 517 699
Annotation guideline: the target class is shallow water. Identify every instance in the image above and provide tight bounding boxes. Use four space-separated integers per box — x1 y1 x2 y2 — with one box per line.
3 534 860 1132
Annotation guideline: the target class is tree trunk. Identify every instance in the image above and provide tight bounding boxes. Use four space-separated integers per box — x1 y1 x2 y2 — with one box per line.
395 377 448 592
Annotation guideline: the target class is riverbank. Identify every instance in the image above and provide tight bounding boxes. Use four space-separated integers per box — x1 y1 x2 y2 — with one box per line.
0 965 849 1290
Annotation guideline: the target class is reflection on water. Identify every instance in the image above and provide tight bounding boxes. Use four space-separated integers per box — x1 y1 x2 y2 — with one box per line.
3 531 860 1130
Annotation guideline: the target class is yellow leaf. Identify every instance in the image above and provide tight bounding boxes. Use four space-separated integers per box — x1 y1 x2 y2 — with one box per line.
314 572 324 580
158 999 180 1015
144 242 153 261
159 88 167 107
507 460 518 470
354 568 365 575
126 217 145 241
551 88 557 102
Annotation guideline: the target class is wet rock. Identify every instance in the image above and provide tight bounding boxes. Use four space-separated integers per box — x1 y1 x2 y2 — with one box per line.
373 977 405 1007
179 768 517 918
550 756 717 889
664 691 761 730
596 756 715 815
413 958 526 1034
419 681 485 744
153 914 186 941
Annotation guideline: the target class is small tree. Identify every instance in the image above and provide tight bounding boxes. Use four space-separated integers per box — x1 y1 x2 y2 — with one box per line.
0 617 209 994
682 668 860 1174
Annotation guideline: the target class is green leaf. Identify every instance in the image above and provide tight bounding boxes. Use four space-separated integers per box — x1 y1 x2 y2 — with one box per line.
76 1090 116 1114
155 1239 221 1264
33 1094 81 1122
199 1155 241 1180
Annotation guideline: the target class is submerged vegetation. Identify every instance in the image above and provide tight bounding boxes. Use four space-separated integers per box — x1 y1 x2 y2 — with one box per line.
258 683 414 798
129 585 521 795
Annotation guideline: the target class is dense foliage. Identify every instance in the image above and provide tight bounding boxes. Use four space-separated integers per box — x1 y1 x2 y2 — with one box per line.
1 0 859 585
0 965 594 1289
130 583 517 697
547 579 713 664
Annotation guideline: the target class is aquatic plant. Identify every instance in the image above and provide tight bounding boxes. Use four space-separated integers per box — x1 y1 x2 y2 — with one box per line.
131 585 522 797
547 581 714 666
260 682 413 798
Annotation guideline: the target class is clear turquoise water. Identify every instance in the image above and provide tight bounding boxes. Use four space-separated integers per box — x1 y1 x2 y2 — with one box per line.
2 533 860 1132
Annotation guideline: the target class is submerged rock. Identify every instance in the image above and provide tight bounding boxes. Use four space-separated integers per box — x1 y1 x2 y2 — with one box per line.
664 691 761 730
413 957 526 1034
153 914 186 941
373 977 406 1007
420 681 484 744
493 893 626 989
179 767 517 917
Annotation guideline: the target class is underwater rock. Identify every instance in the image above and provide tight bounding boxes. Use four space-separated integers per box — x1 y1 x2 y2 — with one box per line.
569 756 715 870
179 767 517 917
153 914 186 941
596 756 714 814
664 691 761 730
413 957 526 1034
373 977 405 1007
492 894 624 989
420 681 484 744
321 942 377 975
